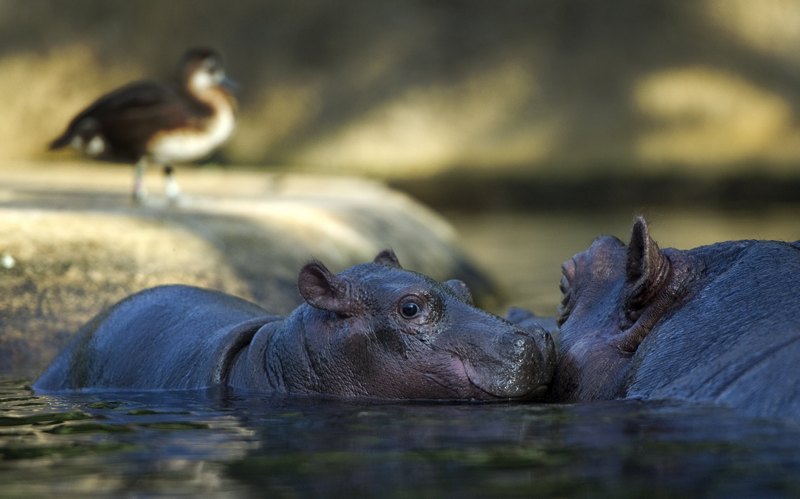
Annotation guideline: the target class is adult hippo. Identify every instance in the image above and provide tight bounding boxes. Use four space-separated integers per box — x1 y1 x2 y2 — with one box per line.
34 250 556 402
511 217 800 421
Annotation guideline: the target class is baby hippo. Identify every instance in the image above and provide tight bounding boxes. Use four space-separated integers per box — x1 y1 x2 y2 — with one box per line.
34 250 555 402
525 217 800 421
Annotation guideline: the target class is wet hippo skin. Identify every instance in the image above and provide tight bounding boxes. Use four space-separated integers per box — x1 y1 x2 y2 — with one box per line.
511 217 800 421
34 250 555 402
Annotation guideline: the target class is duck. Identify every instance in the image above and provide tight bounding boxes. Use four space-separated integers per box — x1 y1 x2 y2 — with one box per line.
49 47 237 203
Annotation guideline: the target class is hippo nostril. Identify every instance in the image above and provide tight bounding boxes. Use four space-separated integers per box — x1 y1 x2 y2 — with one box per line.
516 327 555 367
513 329 531 339
513 333 529 351
512 329 540 354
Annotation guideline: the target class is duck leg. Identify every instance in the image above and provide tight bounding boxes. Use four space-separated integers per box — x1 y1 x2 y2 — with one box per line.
132 158 149 204
163 165 181 204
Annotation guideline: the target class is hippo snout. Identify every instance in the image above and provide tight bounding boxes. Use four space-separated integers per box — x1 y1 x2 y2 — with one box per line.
464 326 556 400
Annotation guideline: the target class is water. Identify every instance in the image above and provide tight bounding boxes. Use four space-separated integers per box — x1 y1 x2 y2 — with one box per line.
4 207 800 497
3 379 800 498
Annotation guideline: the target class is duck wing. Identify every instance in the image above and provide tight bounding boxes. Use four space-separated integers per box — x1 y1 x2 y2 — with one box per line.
52 81 198 159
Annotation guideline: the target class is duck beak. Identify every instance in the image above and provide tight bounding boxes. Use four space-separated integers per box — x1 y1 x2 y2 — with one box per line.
220 76 239 93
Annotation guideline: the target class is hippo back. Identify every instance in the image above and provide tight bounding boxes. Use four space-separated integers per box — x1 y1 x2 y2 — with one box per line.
624 241 800 420
34 285 276 392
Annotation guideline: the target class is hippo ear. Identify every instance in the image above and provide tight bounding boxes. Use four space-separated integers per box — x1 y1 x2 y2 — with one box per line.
625 216 670 315
298 262 358 316
445 279 474 305
373 248 402 268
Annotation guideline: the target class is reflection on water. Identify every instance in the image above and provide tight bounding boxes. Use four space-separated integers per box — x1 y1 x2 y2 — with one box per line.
4 208 800 496
2 379 800 497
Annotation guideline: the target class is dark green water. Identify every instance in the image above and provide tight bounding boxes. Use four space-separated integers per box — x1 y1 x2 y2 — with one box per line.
4 207 800 497
3 379 800 498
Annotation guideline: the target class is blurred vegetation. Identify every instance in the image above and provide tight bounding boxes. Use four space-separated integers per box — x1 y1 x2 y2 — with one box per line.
3 0 800 207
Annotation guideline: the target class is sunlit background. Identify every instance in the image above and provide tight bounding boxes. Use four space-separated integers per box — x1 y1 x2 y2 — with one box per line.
4 0 800 310
3 0 800 182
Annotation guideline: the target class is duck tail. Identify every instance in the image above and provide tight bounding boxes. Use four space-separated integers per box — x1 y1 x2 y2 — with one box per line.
48 130 73 150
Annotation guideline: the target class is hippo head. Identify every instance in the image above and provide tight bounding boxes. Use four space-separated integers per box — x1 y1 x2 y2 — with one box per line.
554 216 696 400
292 249 556 401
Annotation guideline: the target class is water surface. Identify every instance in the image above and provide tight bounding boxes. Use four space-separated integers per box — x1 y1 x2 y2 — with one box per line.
3 380 800 497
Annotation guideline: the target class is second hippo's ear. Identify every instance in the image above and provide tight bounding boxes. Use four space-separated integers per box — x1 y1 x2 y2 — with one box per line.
625 216 670 316
373 249 402 268
298 262 358 316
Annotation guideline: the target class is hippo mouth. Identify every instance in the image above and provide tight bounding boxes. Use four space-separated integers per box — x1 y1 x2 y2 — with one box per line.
459 358 550 401
452 327 556 401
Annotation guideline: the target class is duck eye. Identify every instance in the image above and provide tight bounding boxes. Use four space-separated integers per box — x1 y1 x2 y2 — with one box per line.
399 299 421 319
202 58 218 72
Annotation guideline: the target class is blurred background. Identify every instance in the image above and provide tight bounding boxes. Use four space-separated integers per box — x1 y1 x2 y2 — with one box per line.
3 0 800 311
5 0 800 188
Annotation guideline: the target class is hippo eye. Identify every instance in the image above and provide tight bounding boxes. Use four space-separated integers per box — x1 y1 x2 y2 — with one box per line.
400 301 420 318
398 296 424 319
